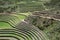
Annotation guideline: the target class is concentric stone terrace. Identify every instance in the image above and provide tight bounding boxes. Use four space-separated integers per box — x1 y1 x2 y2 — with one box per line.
0 13 49 40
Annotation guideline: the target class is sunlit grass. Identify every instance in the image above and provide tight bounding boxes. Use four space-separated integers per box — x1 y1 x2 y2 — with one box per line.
0 13 29 29
0 22 12 29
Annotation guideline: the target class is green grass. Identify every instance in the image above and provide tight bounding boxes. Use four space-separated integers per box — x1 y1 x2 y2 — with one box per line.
0 34 23 40
0 22 12 29
0 13 29 29
0 13 29 40
15 15 26 20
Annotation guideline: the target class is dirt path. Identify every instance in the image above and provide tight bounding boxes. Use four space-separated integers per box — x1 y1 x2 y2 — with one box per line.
32 11 60 21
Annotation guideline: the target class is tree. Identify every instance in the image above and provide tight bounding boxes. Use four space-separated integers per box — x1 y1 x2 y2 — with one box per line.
0 0 20 13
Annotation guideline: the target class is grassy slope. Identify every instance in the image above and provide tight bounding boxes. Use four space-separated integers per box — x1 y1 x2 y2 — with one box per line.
0 22 12 29
0 13 29 29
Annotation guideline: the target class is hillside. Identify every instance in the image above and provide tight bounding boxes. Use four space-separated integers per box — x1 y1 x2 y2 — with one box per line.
25 11 60 40
0 0 60 40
